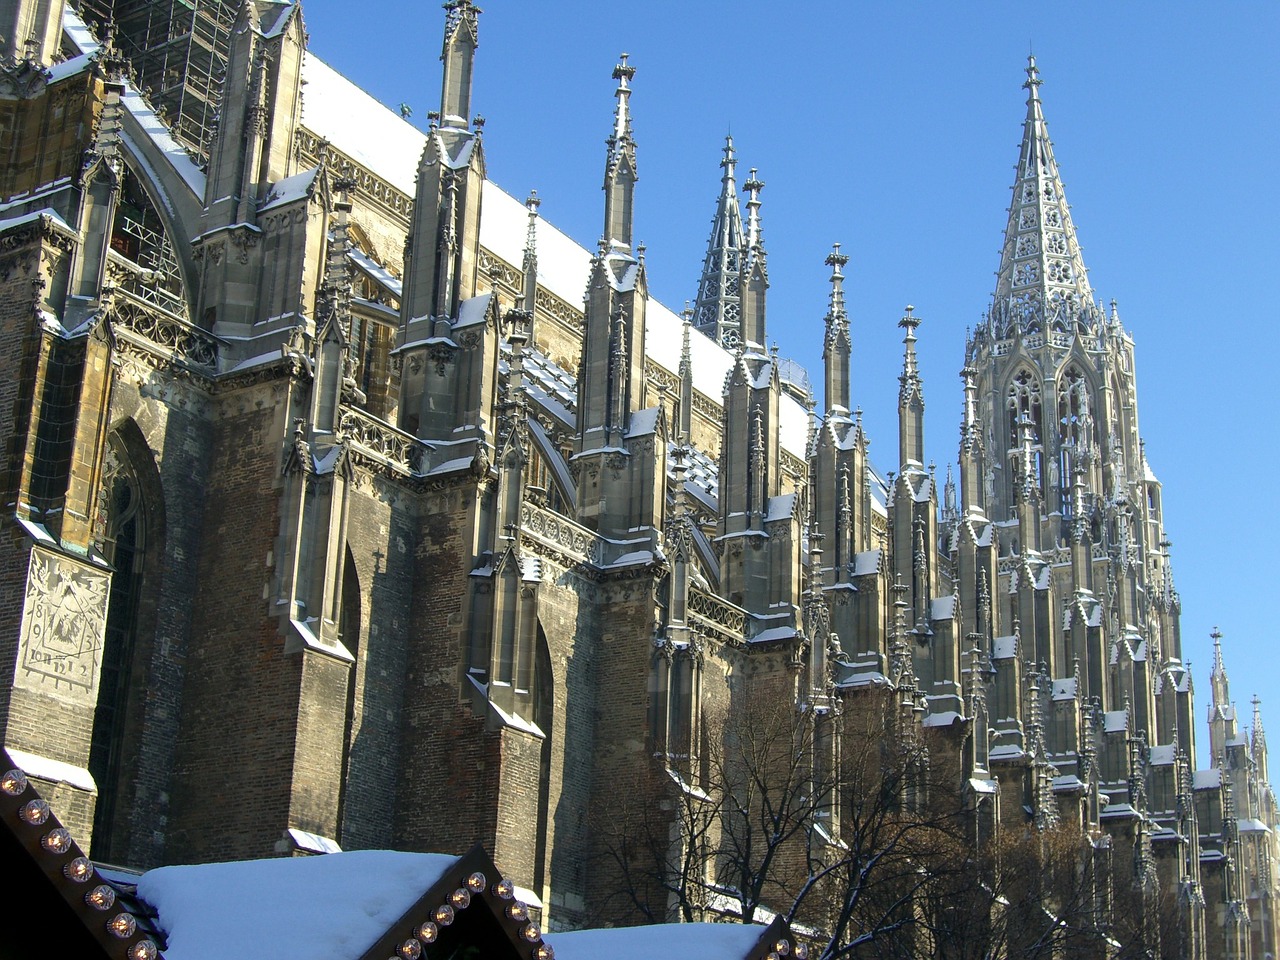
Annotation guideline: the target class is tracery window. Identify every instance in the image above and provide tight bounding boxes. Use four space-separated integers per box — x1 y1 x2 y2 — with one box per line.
1007 370 1043 447
1057 366 1092 518
88 433 150 861
1006 370 1044 499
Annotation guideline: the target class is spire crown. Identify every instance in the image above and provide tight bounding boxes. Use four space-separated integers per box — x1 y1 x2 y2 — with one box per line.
1024 54 1042 99
989 57 1101 339
720 135 738 185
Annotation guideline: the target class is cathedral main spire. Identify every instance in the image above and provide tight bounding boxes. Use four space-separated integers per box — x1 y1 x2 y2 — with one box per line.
991 56 1100 338
693 135 747 348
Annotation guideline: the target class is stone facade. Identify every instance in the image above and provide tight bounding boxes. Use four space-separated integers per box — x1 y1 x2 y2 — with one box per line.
0 0 1275 953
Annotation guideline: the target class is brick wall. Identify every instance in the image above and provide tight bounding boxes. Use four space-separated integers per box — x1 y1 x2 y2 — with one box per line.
166 395 295 864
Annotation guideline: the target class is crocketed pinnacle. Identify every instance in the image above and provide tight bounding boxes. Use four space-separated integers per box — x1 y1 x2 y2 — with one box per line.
601 54 638 253
693 135 747 348
822 244 851 416
898 305 922 402
521 191 539 314
743 167 765 258
1209 626 1229 710
599 54 640 253
607 54 636 171
991 56 1099 337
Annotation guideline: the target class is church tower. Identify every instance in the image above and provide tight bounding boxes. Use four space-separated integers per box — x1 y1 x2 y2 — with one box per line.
964 60 1198 941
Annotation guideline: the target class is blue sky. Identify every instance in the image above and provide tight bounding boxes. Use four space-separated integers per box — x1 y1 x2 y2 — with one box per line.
299 1 1280 764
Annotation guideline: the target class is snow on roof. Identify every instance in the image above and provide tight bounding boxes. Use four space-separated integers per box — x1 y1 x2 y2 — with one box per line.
852 549 881 577
992 635 1017 660
1193 768 1222 790
46 52 92 83
62 6 99 54
551 922 768 960
778 390 809 461
1104 710 1129 734
456 291 492 329
766 492 797 522
646 296 731 404
751 626 798 644
300 53 426 195
259 166 321 212
0 207 73 234
930 595 956 621
989 744 1025 761
479 184 590 310
4 746 96 793
922 710 961 728
286 827 341 854
298 53 817 461
1052 677 1078 702
348 247 403 299
1148 744 1176 766
121 88 207 197
626 405 660 438
137 851 457 960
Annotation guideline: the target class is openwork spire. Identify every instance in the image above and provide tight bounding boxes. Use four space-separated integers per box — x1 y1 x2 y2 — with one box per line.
693 135 747 348
990 56 1100 339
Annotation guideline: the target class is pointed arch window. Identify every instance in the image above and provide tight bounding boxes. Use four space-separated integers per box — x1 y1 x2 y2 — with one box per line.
1007 370 1042 428
108 167 187 317
1058 366 1093 517
88 432 153 861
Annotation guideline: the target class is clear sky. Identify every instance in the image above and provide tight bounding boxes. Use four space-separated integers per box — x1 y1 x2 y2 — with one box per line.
297 0 1279 765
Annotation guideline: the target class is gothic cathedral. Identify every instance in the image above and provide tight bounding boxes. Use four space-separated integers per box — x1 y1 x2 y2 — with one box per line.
0 1 1274 956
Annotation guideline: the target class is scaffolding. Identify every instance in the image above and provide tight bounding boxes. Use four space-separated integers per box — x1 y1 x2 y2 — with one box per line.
73 0 239 159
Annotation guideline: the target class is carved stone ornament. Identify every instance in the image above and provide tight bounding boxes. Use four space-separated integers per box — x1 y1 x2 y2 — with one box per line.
15 545 111 702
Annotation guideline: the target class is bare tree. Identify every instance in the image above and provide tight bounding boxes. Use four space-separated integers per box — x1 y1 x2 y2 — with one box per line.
598 684 1157 960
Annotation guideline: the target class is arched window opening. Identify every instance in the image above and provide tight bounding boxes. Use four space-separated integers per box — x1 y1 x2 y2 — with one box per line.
1006 370 1044 501
532 629 554 898
107 166 187 318
88 434 150 861
336 553 362 844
